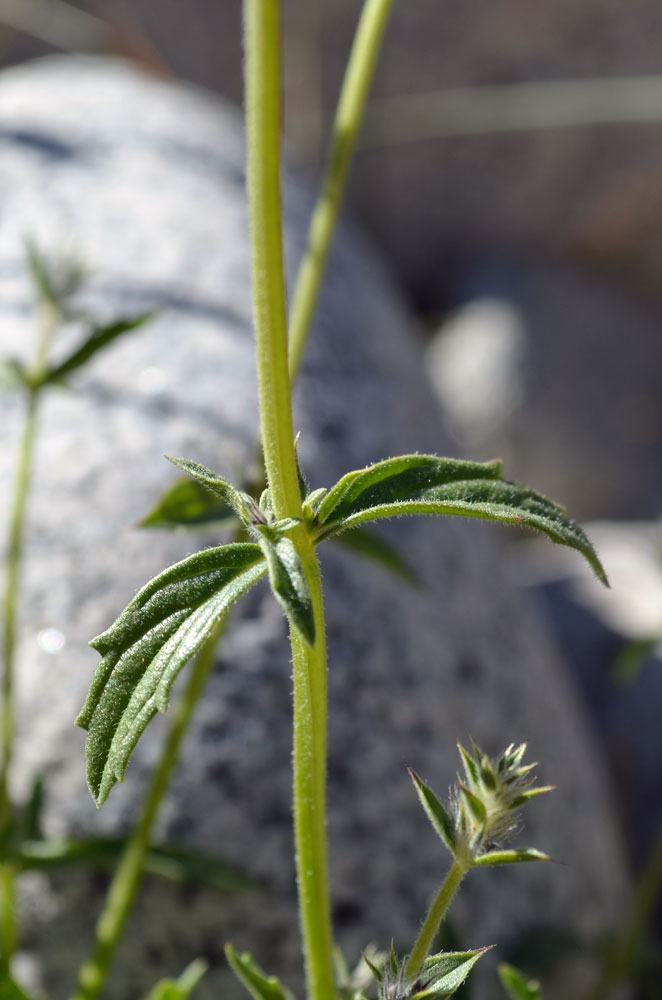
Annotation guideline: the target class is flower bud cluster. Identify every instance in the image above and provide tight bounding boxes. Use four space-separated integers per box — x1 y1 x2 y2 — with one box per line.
452 742 552 864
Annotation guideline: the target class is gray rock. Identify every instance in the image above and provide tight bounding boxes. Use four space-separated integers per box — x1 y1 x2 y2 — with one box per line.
426 265 662 520
0 58 628 999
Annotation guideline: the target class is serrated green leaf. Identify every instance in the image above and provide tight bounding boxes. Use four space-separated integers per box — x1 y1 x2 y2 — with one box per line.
0 973 36 1000
139 476 239 532
77 542 266 804
16 836 258 890
44 313 154 384
331 526 420 585
413 949 490 998
409 769 456 854
315 455 502 528
166 456 250 522
142 959 208 1000
225 945 296 1000
473 848 550 867
313 454 607 584
498 964 543 1000
259 534 315 645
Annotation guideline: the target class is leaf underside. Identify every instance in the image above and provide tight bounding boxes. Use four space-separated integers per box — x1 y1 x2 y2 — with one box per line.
259 534 315 644
314 454 606 584
77 543 266 804
409 768 456 854
413 948 490 998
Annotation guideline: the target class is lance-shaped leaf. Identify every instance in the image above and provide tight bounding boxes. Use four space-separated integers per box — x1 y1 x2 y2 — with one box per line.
408 769 456 855
43 313 155 385
258 532 315 645
498 964 543 1000
17 836 259 891
458 742 480 791
460 784 488 829
139 476 239 533
473 848 550 867
77 543 266 804
225 945 296 1000
312 454 607 584
167 456 260 526
412 948 491 999
142 959 208 1000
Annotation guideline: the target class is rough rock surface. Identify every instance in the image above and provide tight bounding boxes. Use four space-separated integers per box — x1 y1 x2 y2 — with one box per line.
426 265 662 520
8 0 662 300
0 58 628 999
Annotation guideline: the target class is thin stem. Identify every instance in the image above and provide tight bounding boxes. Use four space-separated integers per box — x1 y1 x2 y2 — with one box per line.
0 394 38 837
244 0 301 522
70 625 224 1000
0 864 17 978
288 0 394 382
244 6 335 1000
0 300 56 975
289 541 334 1000
405 860 467 982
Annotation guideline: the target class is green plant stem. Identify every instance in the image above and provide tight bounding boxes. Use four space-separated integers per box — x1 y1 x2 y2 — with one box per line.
0 300 56 975
405 860 467 982
289 551 333 1000
70 624 224 1000
244 5 335 1000
244 0 301 523
287 0 394 381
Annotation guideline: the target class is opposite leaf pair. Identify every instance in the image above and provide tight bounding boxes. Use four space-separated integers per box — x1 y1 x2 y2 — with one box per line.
78 452 606 805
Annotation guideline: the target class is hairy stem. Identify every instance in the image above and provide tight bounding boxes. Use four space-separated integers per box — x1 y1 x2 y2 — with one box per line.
288 0 394 381
70 625 224 1000
244 5 335 999
289 539 333 1000
244 0 301 522
405 860 467 982
0 300 56 975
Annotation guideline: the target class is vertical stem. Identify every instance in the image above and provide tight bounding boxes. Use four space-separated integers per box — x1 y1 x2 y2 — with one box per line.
71 626 223 1000
0 393 38 837
289 547 333 1000
0 300 56 975
244 0 301 522
244 5 335 1000
288 0 394 381
404 860 467 982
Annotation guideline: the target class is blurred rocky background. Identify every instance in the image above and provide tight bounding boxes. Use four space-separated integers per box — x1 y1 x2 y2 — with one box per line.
0 1 661 996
